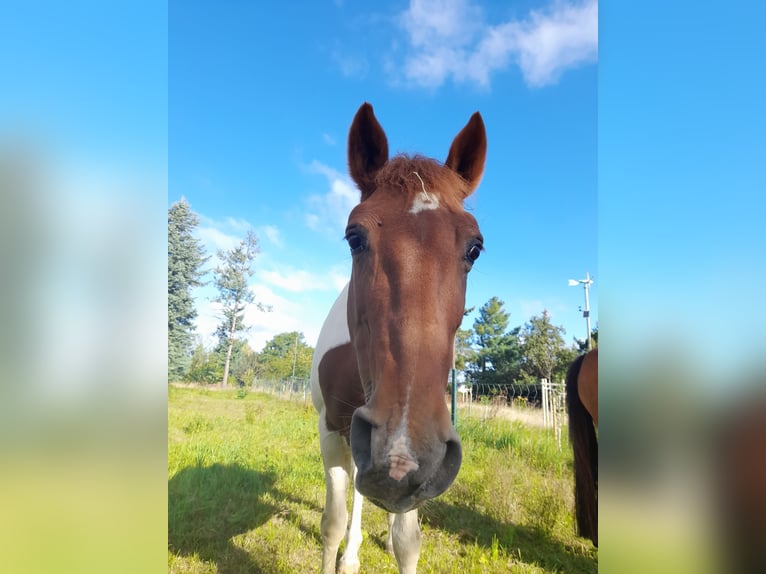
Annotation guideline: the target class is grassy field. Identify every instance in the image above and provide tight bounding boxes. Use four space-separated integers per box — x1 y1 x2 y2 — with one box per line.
168 386 597 573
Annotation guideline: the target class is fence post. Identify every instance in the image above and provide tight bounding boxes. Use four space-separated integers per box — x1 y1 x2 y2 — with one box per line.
550 381 561 450
554 380 564 449
451 368 457 427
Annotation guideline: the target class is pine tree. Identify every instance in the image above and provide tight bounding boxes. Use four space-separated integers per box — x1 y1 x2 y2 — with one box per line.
213 231 265 387
168 198 207 381
454 328 474 372
472 296 510 375
469 297 523 386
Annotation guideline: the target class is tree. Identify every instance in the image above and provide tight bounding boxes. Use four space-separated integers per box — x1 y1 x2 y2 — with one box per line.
554 344 581 383
213 231 265 387
185 342 221 385
454 328 474 372
168 198 207 381
575 325 599 352
472 296 510 375
229 340 260 386
468 297 524 386
520 310 568 382
257 331 313 381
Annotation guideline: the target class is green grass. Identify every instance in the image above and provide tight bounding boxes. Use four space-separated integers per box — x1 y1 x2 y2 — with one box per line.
168 386 597 573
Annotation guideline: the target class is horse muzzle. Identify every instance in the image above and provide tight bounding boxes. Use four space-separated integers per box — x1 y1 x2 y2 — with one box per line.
349 405 463 513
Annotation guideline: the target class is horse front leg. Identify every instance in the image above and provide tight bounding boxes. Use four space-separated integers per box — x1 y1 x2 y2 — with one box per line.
391 509 421 574
385 513 395 555
320 425 352 574
337 463 363 574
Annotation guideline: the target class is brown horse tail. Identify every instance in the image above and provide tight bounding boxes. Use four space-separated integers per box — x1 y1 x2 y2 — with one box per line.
565 353 598 547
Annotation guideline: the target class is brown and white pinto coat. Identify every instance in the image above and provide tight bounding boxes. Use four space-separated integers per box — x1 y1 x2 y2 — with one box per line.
310 103 487 574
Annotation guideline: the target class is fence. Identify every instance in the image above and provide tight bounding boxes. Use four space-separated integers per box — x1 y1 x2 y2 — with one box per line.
541 379 566 448
247 376 568 448
451 380 568 447
250 377 311 405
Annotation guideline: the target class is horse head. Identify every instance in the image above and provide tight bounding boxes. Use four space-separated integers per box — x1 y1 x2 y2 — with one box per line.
344 102 486 512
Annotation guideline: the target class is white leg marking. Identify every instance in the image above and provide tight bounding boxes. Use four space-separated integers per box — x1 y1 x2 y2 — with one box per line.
392 509 421 574
338 463 363 574
319 416 352 574
312 285 356 573
386 513 396 555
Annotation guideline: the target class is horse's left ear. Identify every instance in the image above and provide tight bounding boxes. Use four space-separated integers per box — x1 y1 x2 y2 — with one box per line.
445 112 487 197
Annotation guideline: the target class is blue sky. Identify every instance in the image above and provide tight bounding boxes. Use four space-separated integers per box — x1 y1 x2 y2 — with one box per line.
169 0 599 352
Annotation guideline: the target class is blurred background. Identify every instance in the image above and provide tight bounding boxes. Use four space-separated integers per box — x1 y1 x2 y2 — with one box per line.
1 2 167 572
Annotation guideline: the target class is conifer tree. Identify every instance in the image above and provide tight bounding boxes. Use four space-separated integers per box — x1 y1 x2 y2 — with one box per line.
168 198 207 380
213 231 264 387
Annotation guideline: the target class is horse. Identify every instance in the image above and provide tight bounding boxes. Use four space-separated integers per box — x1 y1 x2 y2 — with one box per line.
715 390 766 573
565 346 598 547
310 102 486 574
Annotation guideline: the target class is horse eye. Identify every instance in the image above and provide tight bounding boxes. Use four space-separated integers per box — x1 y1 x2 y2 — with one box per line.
466 243 482 263
345 233 366 255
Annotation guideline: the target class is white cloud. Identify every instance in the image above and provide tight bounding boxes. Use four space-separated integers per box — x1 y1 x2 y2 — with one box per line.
304 160 359 237
333 48 369 78
261 267 335 293
196 215 283 259
224 216 252 233
194 258 351 352
395 0 597 89
195 280 346 352
401 0 482 49
196 225 241 255
259 258 349 293
244 284 299 350
193 286 287 353
259 224 283 248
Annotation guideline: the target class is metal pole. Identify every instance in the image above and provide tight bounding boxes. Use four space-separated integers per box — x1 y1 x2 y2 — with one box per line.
291 332 299 379
583 272 592 350
451 368 457 427
451 336 458 427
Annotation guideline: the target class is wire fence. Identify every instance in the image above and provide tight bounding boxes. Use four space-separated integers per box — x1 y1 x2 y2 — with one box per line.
451 380 568 447
250 377 311 406
245 376 568 447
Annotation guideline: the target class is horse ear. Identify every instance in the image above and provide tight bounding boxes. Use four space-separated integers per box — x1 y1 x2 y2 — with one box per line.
445 112 487 197
348 103 389 201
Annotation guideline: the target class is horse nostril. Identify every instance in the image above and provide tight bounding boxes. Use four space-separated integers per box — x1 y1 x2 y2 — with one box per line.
422 437 462 499
350 408 374 473
443 438 463 476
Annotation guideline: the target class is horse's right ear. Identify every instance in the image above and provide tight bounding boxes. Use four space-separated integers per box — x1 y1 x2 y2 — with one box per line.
445 112 487 198
348 103 389 201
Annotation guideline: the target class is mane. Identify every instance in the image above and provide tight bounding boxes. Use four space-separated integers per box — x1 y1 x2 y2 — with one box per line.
374 154 469 210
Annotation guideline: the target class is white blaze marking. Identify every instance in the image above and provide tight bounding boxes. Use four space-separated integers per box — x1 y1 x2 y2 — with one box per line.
388 434 419 481
408 193 440 214
388 400 419 481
